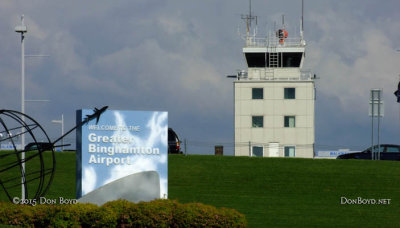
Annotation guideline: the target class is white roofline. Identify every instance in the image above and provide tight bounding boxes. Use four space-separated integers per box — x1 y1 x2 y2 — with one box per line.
243 47 305 53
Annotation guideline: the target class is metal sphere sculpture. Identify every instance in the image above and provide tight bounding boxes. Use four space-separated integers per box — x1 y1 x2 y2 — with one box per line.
0 110 55 201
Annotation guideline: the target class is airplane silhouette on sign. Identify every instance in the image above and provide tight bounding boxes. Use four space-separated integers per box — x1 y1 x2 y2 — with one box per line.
84 106 109 124
51 106 109 147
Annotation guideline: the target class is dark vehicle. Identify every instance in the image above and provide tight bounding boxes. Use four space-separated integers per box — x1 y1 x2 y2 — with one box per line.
337 144 400 161
168 128 182 154
24 142 53 151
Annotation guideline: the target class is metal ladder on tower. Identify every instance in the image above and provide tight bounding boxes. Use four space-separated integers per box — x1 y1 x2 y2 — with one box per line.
269 52 279 68
265 49 278 79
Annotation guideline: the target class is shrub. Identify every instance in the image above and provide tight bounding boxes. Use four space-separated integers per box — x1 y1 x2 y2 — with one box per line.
104 199 176 227
0 199 246 227
0 201 34 227
173 202 247 228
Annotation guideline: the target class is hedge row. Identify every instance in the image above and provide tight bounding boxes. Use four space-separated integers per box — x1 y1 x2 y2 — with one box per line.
0 199 247 227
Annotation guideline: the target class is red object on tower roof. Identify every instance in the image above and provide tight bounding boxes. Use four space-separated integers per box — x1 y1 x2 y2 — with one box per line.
276 29 288 44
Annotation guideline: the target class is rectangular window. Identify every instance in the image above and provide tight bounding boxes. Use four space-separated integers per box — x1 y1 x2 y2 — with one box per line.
285 146 296 157
252 146 263 157
252 88 263 99
387 146 400 153
282 52 303 67
367 146 384 153
252 116 263 128
284 88 295 99
284 116 295 127
245 53 266 67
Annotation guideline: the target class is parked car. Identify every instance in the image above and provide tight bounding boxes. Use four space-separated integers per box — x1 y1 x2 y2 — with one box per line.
336 144 400 161
24 142 54 151
168 128 182 154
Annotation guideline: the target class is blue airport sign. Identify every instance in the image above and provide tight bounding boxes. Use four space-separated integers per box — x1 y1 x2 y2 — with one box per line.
76 109 168 201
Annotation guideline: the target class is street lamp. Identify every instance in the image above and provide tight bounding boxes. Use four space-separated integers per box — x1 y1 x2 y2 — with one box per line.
15 15 27 200
52 114 64 151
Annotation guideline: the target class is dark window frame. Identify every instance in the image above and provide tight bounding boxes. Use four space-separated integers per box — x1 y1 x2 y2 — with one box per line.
284 116 296 128
252 88 264 99
252 146 264 157
284 146 296 157
252 116 264 128
284 88 296 99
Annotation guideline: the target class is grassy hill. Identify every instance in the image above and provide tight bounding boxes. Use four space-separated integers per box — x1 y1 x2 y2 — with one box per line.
1 152 400 227
169 155 400 227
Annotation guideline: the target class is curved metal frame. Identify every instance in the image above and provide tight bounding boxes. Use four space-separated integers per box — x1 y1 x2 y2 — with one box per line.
0 110 55 201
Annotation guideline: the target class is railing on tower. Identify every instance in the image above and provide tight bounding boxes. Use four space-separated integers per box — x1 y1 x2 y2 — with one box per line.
245 35 305 48
237 70 314 81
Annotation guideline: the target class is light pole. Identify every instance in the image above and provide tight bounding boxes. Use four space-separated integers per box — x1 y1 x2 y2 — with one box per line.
15 15 27 200
52 114 64 151
369 89 384 160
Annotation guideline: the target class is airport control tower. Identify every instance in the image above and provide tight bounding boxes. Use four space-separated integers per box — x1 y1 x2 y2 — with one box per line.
233 1 315 158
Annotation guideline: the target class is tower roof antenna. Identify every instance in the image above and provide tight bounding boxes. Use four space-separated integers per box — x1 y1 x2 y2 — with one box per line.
241 0 257 36
300 0 305 44
302 0 304 32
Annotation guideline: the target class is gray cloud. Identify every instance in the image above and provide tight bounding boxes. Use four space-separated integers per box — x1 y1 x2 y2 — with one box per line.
1 0 399 154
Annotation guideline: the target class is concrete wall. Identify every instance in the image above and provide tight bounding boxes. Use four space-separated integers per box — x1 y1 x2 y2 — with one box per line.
234 80 315 158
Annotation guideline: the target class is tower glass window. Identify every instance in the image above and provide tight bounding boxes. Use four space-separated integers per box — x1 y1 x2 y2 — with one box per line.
252 116 263 128
284 88 296 99
284 146 296 157
282 53 303 67
284 116 295 127
245 53 266 67
252 88 263 99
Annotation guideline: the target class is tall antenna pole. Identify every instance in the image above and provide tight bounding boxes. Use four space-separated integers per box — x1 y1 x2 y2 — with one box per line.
21 16 26 200
300 0 305 43
302 0 304 32
249 0 252 30
241 0 256 37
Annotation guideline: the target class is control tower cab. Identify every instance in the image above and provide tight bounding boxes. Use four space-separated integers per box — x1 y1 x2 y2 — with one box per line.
234 4 315 158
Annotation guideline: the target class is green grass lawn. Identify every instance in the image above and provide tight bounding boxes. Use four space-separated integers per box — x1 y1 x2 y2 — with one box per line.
0 151 76 201
169 155 400 227
1 152 400 227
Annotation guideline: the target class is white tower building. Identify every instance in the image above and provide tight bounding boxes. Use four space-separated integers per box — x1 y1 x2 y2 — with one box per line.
234 4 315 158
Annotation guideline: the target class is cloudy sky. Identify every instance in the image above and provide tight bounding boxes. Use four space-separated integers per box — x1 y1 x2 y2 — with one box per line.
1 0 399 154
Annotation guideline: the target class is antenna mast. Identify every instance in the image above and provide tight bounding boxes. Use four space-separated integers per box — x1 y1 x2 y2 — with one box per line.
241 0 257 37
302 0 304 32
300 0 305 42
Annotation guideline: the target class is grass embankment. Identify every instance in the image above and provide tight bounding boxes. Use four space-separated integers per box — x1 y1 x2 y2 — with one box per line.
1 152 400 227
0 151 76 201
169 155 400 227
